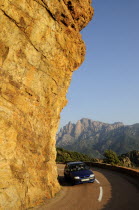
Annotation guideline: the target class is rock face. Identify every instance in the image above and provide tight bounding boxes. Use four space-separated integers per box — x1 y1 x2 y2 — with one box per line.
57 119 139 158
120 150 139 167
0 1 93 209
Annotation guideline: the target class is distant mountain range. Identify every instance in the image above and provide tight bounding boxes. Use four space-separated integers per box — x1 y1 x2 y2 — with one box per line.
56 118 139 158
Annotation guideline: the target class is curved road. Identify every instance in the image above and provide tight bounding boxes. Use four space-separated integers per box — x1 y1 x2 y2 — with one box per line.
34 164 139 210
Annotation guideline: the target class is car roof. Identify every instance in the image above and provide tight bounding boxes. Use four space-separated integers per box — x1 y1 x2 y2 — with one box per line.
66 161 84 166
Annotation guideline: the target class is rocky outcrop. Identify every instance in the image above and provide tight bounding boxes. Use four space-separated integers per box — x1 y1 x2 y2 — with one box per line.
0 1 93 209
120 150 139 167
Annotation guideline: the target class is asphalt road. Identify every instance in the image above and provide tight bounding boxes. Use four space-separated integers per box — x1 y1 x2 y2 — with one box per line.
34 164 139 210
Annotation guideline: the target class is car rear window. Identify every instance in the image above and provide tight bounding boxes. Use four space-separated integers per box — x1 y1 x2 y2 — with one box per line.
69 164 88 171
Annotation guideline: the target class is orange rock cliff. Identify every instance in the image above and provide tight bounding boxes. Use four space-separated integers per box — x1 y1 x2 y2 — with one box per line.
0 0 93 209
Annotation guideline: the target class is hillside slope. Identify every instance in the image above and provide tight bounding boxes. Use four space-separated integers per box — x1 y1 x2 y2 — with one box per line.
57 119 139 158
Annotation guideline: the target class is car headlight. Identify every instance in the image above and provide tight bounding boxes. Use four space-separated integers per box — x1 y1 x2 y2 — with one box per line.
74 176 80 179
90 174 95 178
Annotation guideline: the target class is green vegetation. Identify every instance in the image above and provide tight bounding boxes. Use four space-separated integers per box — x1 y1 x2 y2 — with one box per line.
103 150 120 165
56 147 96 163
56 147 139 170
103 149 139 168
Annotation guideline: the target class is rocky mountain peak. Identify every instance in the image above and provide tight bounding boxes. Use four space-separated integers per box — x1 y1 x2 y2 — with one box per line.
56 119 139 158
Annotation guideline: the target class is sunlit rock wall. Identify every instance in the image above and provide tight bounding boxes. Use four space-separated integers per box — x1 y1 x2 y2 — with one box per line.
0 0 93 209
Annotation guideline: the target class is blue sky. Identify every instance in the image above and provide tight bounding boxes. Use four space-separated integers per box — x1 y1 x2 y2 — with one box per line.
59 0 139 128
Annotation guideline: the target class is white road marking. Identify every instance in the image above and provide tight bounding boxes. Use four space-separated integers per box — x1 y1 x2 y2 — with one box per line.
98 186 103 202
95 179 100 184
95 179 103 202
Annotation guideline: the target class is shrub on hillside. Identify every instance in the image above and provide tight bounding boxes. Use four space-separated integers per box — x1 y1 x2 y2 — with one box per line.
103 150 120 165
56 147 95 163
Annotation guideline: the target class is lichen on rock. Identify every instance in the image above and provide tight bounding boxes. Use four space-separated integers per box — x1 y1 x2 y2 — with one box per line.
0 0 93 209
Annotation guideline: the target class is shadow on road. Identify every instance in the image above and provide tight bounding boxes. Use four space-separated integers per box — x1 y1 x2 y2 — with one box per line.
58 175 72 186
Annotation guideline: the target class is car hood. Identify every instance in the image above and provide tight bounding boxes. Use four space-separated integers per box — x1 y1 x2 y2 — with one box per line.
70 169 93 177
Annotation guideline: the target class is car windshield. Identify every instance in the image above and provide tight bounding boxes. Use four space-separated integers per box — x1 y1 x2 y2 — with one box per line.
69 164 89 171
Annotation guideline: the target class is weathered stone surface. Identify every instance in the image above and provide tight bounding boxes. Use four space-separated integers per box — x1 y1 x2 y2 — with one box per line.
0 0 93 209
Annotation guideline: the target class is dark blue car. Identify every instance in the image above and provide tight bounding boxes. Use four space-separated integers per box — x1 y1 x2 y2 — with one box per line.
64 161 95 185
